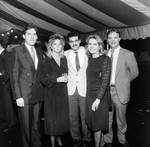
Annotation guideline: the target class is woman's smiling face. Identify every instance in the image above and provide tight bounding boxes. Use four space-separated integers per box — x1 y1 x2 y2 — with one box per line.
88 38 100 55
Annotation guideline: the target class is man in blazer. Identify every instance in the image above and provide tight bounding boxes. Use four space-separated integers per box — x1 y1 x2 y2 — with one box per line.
9 23 43 147
64 32 91 147
103 29 139 147
0 39 18 130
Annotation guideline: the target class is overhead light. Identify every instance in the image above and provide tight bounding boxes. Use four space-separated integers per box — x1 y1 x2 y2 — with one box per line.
14 35 18 38
10 29 14 33
1 34 4 36
7 32 10 35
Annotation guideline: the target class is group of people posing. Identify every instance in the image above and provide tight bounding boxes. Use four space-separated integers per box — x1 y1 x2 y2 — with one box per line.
5 23 139 147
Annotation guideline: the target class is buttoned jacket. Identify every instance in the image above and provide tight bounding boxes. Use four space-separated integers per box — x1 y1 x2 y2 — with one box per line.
64 47 88 97
9 44 43 104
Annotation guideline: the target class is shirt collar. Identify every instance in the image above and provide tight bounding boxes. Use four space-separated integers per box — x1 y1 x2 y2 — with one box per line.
25 43 35 51
0 48 5 54
71 46 85 54
111 46 120 52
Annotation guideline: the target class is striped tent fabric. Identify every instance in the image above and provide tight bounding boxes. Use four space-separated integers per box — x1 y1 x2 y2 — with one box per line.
0 0 150 42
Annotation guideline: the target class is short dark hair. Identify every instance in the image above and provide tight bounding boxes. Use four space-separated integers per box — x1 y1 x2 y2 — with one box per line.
22 23 38 35
0 39 7 48
67 31 80 41
106 28 121 38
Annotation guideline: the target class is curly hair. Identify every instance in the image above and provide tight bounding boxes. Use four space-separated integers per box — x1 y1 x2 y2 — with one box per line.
45 33 65 58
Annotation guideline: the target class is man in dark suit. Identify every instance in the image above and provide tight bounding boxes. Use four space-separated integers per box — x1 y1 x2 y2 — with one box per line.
103 29 139 147
9 23 43 147
0 39 18 130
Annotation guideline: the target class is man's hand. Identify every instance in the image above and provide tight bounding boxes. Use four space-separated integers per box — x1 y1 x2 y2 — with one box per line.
92 98 100 112
16 98 24 107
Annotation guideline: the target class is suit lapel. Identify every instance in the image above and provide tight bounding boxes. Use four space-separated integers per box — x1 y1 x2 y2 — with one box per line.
67 49 88 73
22 44 36 71
68 50 76 72
115 48 124 78
35 47 41 71
78 55 88 73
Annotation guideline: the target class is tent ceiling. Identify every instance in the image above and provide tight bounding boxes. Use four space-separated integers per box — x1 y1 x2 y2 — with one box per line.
0 0 150 41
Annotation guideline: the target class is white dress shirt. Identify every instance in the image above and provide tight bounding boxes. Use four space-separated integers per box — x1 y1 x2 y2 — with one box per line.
25 43 38 70
69 46 85 71
107 46 120 85
0 48 4 55
0 48 4 75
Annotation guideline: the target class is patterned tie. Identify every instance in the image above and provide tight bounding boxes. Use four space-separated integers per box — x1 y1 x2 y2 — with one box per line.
75 51 80 71
30 47 35 64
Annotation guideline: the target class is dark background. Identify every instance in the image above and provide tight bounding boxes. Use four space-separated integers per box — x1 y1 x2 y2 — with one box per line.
0 37 150 147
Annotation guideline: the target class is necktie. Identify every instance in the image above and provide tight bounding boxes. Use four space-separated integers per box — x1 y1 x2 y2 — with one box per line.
30 47 35 64
110 49 114 84
110 49 114 61
75 51 80 71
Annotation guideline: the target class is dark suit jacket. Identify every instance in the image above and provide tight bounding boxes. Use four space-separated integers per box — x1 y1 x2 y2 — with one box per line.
0 50 11 89
9 44 44 105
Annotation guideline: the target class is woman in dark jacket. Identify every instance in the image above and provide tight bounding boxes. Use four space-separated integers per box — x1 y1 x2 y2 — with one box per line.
41 33 69 147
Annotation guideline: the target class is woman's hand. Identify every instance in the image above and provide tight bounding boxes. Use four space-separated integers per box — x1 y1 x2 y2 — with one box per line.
16 98 24 107
57 75 68 83
92 98 100 112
